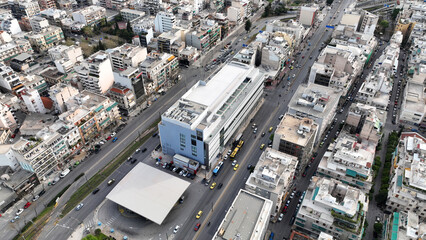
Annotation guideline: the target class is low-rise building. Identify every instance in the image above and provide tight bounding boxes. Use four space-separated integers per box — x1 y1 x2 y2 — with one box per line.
213 189 273 240
317 133 376 192
399 77 425 126
0 11 22 34
0 39 33 62
72 5 106 26
120 8 145 22
107 43 147 71
39 8 67 25
295 177 368 240
0 62 22 92
25 25 64 52
245 148 298 219
272 113 318 169
386 132 426 220
288 83 341 138
29 15 49 32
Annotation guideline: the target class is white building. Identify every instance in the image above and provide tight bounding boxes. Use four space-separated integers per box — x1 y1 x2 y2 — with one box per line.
21 88 46 114
266 19 306 46
386 132 426 220
0 11 21 34
48 45 84 73
213 189 273 240
287 83 342 138
299 6 317 26
120 8 145 22
245 148 298 219
29 15 49 32
75 51 114 94
295 177 368 240
0 62 21 91
317 133 376 192
227 6 241 24
358 10 378 36
0 145 20 170
40 8 68 24
131 18 154 46
72 5 106 26
154 11 175 33
399 76 426 125
159 61 266 167
107 43 147 71
231 0 251 20
0 102 17 129
385 211 426 240
48 84 79 113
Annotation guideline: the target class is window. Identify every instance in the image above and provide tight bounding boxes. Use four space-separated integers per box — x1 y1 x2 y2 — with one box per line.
191 146 197 156
180 134 186 149
196 130 203 141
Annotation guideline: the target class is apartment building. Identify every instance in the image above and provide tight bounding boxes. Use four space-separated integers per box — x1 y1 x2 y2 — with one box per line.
0 11 22 34
112 66 144 100
109 0 130 10
139 52 179 94
0 62 22 92
317 133 375 192
399 76 425 126
295 177 368 240
76 51 114 94
357 10 378 36
25 25 64 52
40 8 68 25
287 83 341 138
227 6 241 24
298 6 317 26
21 88 46 114
272 113 318 169
107 85 136 112
185 20 221 53
266 19 305 46
159 61 265 167
120 8 145 22
154 11 175 33
10 0 40 20
59 90 120 145
386 132 426 219
72 5 106 26
157 29 186 55
48 83 79 113
108 43 147 71
345 103 386 146
38 0 56 10
231 0 251 20
385 211 426 240
0 39 33 62
48 45 83 73
29 15 49 32
0 102 17 129
245 148 298 218
132 18 154 46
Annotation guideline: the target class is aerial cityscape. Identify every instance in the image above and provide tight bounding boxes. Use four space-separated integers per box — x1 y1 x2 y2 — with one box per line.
0 0 424 239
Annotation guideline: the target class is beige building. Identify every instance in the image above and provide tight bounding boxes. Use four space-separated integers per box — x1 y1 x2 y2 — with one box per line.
25 25 64 52
272 113 318 169
107 85 136 112
245 148 298 219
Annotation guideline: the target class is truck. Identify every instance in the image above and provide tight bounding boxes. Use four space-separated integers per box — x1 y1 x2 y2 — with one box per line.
60 168 70 178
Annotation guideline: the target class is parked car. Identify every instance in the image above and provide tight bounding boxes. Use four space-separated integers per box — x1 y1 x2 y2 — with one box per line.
32 195 39 202
24 202 31 209
173 225 180 234
107 179 115 186
112 137 118 142
38 190 46 197
16 209 24 215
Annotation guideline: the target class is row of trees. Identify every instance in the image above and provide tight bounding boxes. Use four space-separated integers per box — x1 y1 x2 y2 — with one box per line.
262 3 288 18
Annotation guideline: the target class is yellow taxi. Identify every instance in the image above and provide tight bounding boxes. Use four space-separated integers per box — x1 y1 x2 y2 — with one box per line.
260 144 265 150
210 182 217 190
233 164 239 171
269 127 273 132
196 210 203 219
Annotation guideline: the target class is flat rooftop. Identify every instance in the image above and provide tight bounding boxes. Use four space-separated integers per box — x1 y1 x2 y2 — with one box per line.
106 163 190 225
213 189 272 240
276 113 318 147
288 83 342 119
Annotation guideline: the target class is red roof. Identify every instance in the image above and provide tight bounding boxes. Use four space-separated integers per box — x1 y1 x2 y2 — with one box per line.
41 97 53 110
110 87 130 95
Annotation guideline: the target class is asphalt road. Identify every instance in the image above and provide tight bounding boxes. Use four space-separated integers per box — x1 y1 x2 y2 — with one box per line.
30 8 290 240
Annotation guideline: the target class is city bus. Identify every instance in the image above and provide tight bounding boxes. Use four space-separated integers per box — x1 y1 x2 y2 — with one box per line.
230 147 239 158
237 140 244 149
213 161 224 176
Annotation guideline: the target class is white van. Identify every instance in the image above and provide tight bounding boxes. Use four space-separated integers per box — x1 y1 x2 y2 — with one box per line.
60 169 70 178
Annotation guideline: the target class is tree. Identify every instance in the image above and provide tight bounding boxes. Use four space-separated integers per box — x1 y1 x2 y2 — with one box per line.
374 223 383 236
391 9 401 20
262 3 272 18
97 40 106 51
245 19 252 32
379 20 389 29
326 0 334 5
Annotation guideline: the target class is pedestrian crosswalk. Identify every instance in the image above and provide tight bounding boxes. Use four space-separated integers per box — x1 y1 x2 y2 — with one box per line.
84 215 118 229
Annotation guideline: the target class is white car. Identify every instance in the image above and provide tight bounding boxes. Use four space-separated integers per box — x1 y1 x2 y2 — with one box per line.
16 209 24 215
173 225 180 233
278 213 284 222
75 203 84 211
110 132 116 137
99 141 105 145
232 160 237 166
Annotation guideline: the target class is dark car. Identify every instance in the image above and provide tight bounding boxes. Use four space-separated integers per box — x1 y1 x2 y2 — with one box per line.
142 148 147 153
261 132 265 137
92 188 100 194
130 158 137 164
152 132 158 137
38 189 46 196
218 183 223 189
290 216 296 225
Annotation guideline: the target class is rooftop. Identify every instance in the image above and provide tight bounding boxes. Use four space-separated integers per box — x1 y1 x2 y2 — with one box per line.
106 163 190 225
275 113 318 147
288 83 342 119
213 189 273 240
